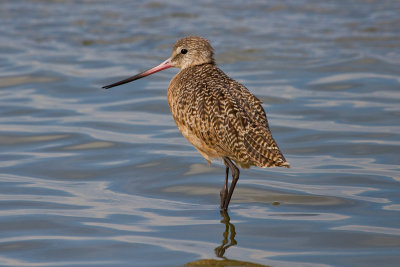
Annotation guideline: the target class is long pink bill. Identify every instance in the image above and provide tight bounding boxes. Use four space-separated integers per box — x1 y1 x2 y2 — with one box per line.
103 57 173 89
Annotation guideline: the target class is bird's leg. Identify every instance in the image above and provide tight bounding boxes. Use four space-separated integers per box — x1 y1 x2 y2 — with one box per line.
220 165 229 209
222 157 240 211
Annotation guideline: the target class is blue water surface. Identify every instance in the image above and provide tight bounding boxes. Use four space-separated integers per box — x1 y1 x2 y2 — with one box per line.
0 0 399 266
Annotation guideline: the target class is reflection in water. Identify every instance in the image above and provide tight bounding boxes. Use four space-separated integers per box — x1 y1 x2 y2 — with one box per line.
215 211 237 258
186 211 271 266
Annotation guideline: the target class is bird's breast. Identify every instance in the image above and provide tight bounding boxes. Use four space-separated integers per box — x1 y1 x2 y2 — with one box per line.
167 67 223 163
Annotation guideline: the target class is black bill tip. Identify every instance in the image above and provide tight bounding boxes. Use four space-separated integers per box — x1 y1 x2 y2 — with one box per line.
102 84 112 89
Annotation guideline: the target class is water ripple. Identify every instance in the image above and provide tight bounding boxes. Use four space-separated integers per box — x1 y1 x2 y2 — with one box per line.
0 0 399 266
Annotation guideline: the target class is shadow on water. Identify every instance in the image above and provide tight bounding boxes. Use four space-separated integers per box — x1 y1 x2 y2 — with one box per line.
185 211 271 267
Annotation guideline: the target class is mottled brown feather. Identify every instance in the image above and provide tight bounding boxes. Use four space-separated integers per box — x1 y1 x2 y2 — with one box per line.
168 61 289 169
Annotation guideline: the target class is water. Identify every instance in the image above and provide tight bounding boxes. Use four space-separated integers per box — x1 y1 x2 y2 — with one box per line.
0 0 399 266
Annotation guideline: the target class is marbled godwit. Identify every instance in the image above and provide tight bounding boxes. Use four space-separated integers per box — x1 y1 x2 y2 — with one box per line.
103 36 289 211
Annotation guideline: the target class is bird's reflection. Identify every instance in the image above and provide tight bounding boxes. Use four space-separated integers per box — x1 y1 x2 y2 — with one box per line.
185 211 271 267
214 210 237 258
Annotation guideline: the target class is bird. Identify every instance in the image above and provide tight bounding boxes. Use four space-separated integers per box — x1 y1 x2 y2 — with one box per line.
103 36 289 211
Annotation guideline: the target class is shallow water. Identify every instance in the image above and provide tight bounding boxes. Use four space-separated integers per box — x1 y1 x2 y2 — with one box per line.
0 0 399 266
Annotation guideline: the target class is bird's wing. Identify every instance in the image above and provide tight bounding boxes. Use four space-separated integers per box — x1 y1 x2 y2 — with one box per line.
170 66 288 168
218 80 288 168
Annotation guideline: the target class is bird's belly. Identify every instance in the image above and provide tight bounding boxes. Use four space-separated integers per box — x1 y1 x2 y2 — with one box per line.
177 124 221 164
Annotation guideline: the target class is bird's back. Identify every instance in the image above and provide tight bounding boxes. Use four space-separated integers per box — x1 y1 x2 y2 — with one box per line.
167 63 289 169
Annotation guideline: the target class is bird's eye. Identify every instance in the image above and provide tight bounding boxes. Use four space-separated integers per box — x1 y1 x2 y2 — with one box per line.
181 49 188 54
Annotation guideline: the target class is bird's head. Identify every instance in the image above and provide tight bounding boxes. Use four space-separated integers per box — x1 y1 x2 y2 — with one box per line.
103 36 214 89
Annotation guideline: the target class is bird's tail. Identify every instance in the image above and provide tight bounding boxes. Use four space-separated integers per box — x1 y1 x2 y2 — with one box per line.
243 125 289 169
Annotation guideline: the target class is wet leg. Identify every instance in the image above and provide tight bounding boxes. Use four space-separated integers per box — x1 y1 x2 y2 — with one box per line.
222 157 240 211
220 165 229 209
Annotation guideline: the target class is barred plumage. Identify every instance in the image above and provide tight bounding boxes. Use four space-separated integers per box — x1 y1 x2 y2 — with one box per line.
103 36 289 211
168 63 289 169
